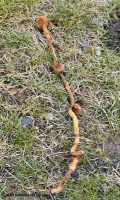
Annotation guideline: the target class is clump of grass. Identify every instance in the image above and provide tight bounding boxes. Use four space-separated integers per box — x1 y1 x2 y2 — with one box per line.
0 0 40 19
50 0 108 33
15 158 48 184
2 31 33 49
65 176 120 200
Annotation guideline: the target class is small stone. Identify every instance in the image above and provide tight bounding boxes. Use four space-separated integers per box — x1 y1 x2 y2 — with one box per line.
21 116 34 128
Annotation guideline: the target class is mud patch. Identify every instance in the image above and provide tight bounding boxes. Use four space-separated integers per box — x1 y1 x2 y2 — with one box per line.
104 136 120 160
104 7 120 52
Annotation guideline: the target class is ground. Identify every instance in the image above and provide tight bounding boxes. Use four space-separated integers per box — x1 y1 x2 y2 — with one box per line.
0 0 120 200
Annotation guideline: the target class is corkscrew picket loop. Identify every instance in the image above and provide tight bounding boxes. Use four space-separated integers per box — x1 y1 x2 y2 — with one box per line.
35 16 85 194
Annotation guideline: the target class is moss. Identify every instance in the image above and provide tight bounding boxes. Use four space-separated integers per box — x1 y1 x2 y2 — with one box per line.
13 128 36 149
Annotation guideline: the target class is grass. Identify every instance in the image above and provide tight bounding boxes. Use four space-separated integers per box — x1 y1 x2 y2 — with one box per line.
0 0 120 199
0 0 40 18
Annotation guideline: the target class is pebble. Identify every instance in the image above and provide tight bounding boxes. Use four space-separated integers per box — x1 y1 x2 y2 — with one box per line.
21 116 34 128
